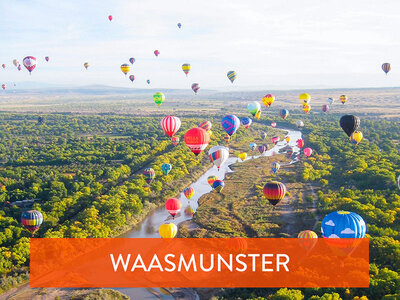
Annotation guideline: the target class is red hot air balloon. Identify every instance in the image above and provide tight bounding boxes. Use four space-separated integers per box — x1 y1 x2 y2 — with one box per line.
154 50 160 57
263 181 287 206
322 104 329 113
1 84 5 90
171 136 180 146
1 64 5 69
165 198 182 218
297 139 305 149
303 147 313 157
191 83 200 94
271 122 276 128
184 127 210 156
271 136 280 144
108 15 113 21
23 56 37 74
161 116 181 137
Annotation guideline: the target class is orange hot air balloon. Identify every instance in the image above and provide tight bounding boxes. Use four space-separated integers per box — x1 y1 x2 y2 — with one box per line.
184 127 210 156
171 136 180 146
263 181 287 206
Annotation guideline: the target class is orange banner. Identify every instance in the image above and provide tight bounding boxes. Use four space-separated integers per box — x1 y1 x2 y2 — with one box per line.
30 238 369 288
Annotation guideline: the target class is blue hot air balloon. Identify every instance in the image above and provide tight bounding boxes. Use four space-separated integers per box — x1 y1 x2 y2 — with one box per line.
280 109 289 119
241 117 252 129
161 163 172 175
271 162 280 174
321 211 366 239
249 142 257 151
221 115 240 136
212 180 225 193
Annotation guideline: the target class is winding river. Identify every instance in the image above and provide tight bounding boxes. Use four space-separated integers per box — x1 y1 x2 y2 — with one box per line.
115 128 302 299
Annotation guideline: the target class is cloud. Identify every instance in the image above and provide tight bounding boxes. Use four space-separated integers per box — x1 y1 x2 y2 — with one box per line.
328 234 340 238
324 220 335 226
340 228 355 234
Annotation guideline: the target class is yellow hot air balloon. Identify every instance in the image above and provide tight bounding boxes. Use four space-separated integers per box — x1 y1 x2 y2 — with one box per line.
182 64 191 76
255 110 261 120
262 94 275 108
302 104 311 114
350 131 363 145
84 62 89 69
340 95 347 104
238 152 247 161
159 223 178 238
285 136 291 143
120 63 130 75
299 93 311 105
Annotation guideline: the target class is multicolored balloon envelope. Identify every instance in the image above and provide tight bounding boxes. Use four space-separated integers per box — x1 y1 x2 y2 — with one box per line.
280 109 289 119
120 64 130 75
207 175 218 187
258 144 268 154
382 62 391 74
271 162 280 174
153 92 165 107
241 117 252 129
161 163 172 175
263 181 287 206
154 50 160 57
247 102 261 116
129 57 135 64
208 146 230 170
23 56 37 74
296 139 305 148
171 136 180 146
262 94 275 107
299 93 311 104
143 168 155 184
227 71 237 83
297 230 318 251
271 136 280 144
221 115 240 136
21 210 43 234
182 64 191 76
129 75 135 82
340 95 347 104
165 198 182 218
184 127 210 156
303 147 313 157
191 83 200 94
249 142 257 151
322 104 329 113
161 116 181 137
212 180 225 193
184 187 195 200
199 120 212 131
350 131 363 145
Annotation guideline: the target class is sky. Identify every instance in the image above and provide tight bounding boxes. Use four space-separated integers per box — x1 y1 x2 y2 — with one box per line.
1 0 400 90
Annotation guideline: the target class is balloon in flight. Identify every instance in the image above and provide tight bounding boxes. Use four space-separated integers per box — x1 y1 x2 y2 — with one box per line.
143 168 155 184
159 223 177 238
23 56 36 74
177 23 182 28
191 83 200 94
255 110 261 120
1 84 5 90
238 152 247 161
382 63 391 75
340 115 360 137
108 15 113 21
161 163 172 175
208 146 230 170
161 116 181 137
271 122 276 128
165 198 182 218
296 120 304 129
171 136 180 146
13 59 19 67
258 144 268 154
221 115 240 136
271 162 280 174
302 104 311 114
207 176 218 187
129 57 135 64
340 95 347 104
153 92 165 107
184 127 210 156
84 62 89 69
297 139 305 149
263 181 287 206
21 210 43 235
260 132 267 140
147 79 150 84
129 75 135 82
303 147 313 157
280 109 289 119
227 71 237 83
184 187 195 200
328 97 334 105
262 94 275 108
241 117 252 129
154 50 160 57
247 102 261 116
182 64 191 76
199 120 212 131
271 136 280 144
45 56 49 62
350 131 363 145
322 104 329 113
249 142 257 151
299 93 311 104
120 64 130 75
224 134 230 143
321 211 366 239
212 180 225 193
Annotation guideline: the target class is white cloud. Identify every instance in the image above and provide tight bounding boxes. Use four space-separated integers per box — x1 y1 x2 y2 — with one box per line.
341 228 355 234
328 234 340 238
325 220 335 226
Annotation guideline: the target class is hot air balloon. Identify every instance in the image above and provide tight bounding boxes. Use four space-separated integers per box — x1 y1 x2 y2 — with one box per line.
382 63 391 75
227 71 237 83
177 23 182 28
262 94 275 108
165 198 182 218
285 136 290 143
286 146 294 158
350 131 363 145
184 187 195 200
247 102 261 116
296 120 304 129
280 109 289 119
191 83 200 94
271 136 280 144
1 64 5 69
153 92 165 107
45 56 49 62
249 142 257 151
212 180 225 193
238 152 247 161
199 120 212 132
120 64 130 75
258 144 268 154
221 115 240 136
1 84 5 90
322 104 329 113
154 50 160 57
147 79 150 84
207 176 218 187
13 59 19 67
143 168 155 184
108 15 113 21
208 146 229 170
161 163 172 175
299 93 311 104
21 210 43 235
129 57 135 64
255 110 261 120
321 211 366 239
184 127 210 156
340 115 360 137
23 56 37 74
182 64 191 76
296 139 305 149
84 62 89 69
260 132 267 140
328 98 334 105
302 104 311 114
271 122 276 128
161 116 181 137
159 223 178 238
129 75 135 82
263 181 287 206
241 117 252 129
224 134 230 144
271 162 280 174
171 136 180 146
297 230 318 251
184 205 194 217
340 95 347 104
303 147 313 157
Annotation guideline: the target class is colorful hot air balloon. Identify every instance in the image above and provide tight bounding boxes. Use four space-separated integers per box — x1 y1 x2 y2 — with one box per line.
17 64 21 71
255 110 261 120
263 181 287 206
258 144 268 154
286 146 294 158
191 83 200 94
302 104 311 114
165 198 182 218
143 168 155 184
271 162 280 174
207 176 218 187
21 210 43 234
129 75 135 82
224 134 230 143
303 147 313 157
84 62 89 69
1 84 5 90
340 115 360 137
147 79 150 84
299 93 311 104
184 187 195 200
262 94 275 108
298 230 318 239
161 116 181 137
208 146 230 170
171 136 180 146
120 64 130 75
159 223 178 238
321 211 366 239
260 132 267 140
45 56 49 62
297 230 318 251
271 136 280 144
328 98 334 105
184 205 195 217
238 152 247 161
1 64 5 69
285 136 290 143
249 142 257 151
153 92 165 107
221 115 240 136
322 104 329 113
161 163 172 175
247 102 261 116
199 121 212 132
350 131 363 145
154 50 160 57
382 63 391 75
182 64 191 76
340 95 347 104
177 23 182 28
297 139 305 148
108 15 113 21
296 120 304 129
271 122 276 128
241 117 252 129
212 180 225 193
227 71 237 83
280 109 289 119
13 59 19 67
23 56 37 74
129 57 135 64
184 127 210 156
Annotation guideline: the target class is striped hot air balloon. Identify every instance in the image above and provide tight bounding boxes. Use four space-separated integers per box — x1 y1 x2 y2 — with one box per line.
207 176 218 187
212 180 225 193
280 109 289 119
227 71 237 83
271 162 280 174
120 63 130 75
322 104 329 113
382 63 391 75
153 92 165 106
258 144 268 154
143 168 155 184
263 181 287 206
171 136 180 146
182 64 191 76
221 115 240 136
23 56 36 74
208 146 229 170
224 134 230 144
297 230 318 251
184 187 195 200
21 210 43 234
340 95 347 104
161 116 181 137
262 94 275 108
199 120 212 132
191 83 200 94
129 57 135 64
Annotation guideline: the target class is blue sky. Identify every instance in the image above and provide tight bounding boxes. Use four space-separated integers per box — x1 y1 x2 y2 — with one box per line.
1 0 400 90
